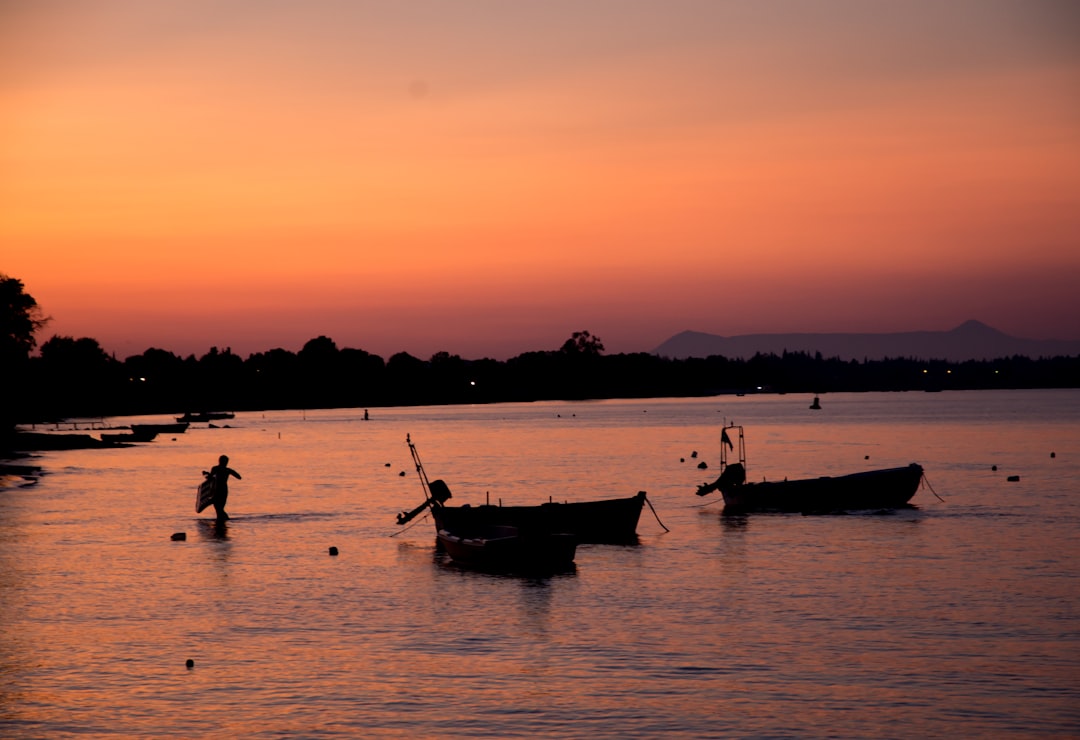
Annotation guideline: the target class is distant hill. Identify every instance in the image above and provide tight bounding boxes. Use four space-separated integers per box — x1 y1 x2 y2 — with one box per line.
652 320 1080 362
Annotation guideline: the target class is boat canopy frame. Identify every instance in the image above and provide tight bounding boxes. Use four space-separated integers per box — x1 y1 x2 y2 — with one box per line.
719 423 747 476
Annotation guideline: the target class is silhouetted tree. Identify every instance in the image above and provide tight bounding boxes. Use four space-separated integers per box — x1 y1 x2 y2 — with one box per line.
34 336 123 418
123 348 192 415
1 275 49 432
560 330 604 355
386 352 428 403
193 347 246 411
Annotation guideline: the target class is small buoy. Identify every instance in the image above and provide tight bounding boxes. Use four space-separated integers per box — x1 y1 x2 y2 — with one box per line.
680 458 685 463
691 451 698 458
186 659 194 668
864 455 870 460
1050 452 1056 458
399 471 406 476
385 463 391 467
1007 475 1020 482
328 546 339 556
992 465 997 471
170 532 186 541
697 461 708 469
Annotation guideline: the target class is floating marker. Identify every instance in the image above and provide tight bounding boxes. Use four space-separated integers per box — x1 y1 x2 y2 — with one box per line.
329 546 339 556
170 532 186 541
186 659 194 668
1007 475 1020 482
697 461 708 469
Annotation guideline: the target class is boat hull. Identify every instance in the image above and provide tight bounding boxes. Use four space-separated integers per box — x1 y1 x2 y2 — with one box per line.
721 463 924 513
431 492 646 544
130 423 188 436
437 527 577 572
176 412 235 423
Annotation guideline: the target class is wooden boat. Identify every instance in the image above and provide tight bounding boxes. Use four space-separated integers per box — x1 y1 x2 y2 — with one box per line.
436 525 577 572
176 412 235 423
696 424 924 513
397 435 647 544
101 431 157 443
130 422 189 436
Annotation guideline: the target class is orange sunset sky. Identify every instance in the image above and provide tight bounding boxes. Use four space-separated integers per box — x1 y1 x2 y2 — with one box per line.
3 0 1079 360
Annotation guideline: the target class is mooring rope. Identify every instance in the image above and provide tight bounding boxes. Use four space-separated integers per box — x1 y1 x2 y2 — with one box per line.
922 473 945 502
645 494 670 533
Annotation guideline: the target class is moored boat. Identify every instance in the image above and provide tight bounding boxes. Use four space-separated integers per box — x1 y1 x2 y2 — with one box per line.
397 435 648 544
696 424 924 513
176 412 235 423
101 431 157 443
130 422 188 436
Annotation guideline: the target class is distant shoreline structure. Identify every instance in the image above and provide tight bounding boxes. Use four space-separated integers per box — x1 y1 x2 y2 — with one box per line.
652 320 1080 363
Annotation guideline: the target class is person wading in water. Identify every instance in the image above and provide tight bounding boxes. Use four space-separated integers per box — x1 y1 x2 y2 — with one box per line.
205 455 242 522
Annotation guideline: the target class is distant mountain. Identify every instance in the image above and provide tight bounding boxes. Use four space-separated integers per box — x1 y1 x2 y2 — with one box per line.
652 320 1080 362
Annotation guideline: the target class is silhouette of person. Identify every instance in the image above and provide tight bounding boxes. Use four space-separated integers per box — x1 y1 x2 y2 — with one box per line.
206 454 242 522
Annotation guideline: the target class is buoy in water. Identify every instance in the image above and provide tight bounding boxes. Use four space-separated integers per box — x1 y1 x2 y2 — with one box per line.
329 546 339 556
170 532 186 541
186 659 194 668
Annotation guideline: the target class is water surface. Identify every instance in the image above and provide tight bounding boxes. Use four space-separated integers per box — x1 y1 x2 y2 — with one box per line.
2 390 1078 737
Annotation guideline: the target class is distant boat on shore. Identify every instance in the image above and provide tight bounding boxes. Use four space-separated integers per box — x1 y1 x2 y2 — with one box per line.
176 412 235 423
130 422 188 436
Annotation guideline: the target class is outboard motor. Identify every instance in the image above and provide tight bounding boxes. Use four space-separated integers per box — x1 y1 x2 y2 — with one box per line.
428 479 452 505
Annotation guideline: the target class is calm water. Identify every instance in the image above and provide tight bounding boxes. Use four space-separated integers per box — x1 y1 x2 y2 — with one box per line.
2 390 1079 738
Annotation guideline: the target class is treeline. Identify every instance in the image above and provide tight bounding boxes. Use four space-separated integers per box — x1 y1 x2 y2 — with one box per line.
12 333 1080 422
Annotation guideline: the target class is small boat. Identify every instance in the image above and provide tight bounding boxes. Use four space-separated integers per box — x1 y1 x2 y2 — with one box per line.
397 435 648 544
176 412 235 423
696 424 924 513
437 525 577 572
101 431 157 443
130 422 189 436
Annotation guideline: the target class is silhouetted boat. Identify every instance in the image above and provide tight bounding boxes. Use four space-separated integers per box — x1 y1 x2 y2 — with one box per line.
130 422 188 436
696 424 924 513
397 435 647 544
176 412 235 423
101 430 157 443
436 525 577 572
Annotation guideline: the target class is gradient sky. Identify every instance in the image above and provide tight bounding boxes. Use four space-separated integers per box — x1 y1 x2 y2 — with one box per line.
3 0 1079 360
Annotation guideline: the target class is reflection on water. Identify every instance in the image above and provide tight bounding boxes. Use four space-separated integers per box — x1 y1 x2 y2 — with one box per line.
1 390 1079 738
